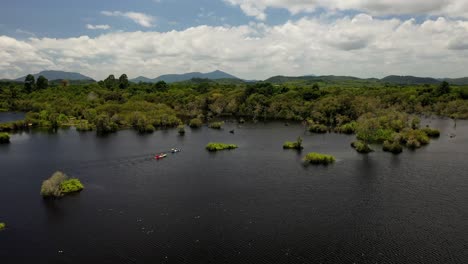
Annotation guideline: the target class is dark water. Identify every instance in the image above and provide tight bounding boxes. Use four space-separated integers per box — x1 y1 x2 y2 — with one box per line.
0 112 25 123
1 119 467 263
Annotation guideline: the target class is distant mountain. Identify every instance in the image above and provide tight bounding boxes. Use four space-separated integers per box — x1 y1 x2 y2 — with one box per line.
265 75 362 84
443 77 468 85
15 70 94 82
381 75 441 85
130 70 239 83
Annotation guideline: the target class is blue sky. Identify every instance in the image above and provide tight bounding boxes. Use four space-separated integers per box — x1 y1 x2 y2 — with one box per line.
1 0 468 80
0 0 290 39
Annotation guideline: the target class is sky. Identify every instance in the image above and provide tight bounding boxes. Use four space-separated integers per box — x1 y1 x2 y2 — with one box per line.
1 0 468 80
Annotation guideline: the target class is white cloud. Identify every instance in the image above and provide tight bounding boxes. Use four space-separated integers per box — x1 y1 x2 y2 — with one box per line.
1 15 468 80
224 0 468 20
101 11 155 27
86 24 111 30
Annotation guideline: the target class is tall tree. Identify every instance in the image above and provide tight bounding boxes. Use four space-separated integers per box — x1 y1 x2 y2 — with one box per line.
118 74 129 89
36 75 49 90
436 81 450 96
104 75 116 89
154 81 168 92
24 74 35 93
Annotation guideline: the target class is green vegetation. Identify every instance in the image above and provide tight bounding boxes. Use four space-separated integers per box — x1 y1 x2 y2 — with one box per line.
206 142 238 151
0 73 466 147
351 141 373 154
178 124 186 135
421 127 441 138
304 152 336 165
283 137 303 150
189 118 203 128
0 222 5 230
0 132 10 144
60 178 84 194
383 140 403 154
40 171 84 198
209 121 224 129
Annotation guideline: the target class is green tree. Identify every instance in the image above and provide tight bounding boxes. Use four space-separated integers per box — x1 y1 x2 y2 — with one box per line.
436 81 450 96
104 75 117 89
36 75 49 90
24 74 35 93
118 74 129 89
154 81 168 92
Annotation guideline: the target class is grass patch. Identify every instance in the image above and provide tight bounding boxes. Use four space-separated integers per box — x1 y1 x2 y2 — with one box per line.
283 137 303 150
304 152 335 165
206 142 238 151
0 222 5 230
351 141 373 154
0 133 10 144
308 123 328 134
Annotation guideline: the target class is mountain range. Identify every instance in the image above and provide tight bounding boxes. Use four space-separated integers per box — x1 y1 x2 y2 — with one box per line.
14 70 94 82
3 70 468 85
130 70 239 83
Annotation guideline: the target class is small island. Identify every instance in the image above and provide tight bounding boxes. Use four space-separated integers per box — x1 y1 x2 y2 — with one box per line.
206 142 238 151
351 141 374 154
304 152 336 165
40 171 84 198
283 137 303 150
0 133 10 144
0 222 5 231
209 121 224 129
189 118 203 128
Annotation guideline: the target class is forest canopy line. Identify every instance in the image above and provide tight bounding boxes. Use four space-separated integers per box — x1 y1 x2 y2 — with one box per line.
0 74 467 137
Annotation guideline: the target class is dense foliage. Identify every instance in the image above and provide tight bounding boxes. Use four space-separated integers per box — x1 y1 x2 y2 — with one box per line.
304 152 336 165
206 142 238 151
0 75 466 149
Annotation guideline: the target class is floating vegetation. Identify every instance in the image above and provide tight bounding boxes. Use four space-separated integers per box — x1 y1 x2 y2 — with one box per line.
40 171 84 198
209 121 224 129
283 137 303 150
189 118 203 128
351 141 373 154
206 142 238 151
0 133 10 144
304 152 336 165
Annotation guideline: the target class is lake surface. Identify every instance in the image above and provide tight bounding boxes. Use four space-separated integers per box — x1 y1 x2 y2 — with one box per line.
1 119 468 263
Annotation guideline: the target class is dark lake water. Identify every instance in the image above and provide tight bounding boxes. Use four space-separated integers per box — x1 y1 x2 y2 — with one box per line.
1 118 468 263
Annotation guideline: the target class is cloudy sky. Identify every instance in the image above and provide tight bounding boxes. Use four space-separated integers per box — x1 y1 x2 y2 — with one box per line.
1 0 468 80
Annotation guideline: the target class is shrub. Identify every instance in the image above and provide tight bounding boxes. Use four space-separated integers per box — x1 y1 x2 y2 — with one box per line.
336 122 357 134
178 125 185 135
40 172 67 197
0 133 10 144
383 140 403 154
40 171 84 198
351 141 373 154
189 118 203 128
400 129 430 149
206 142 238 151
309 123 328 133
76 120 94 132
283 137 303 150
421 127 440 138
304 152 335 165
60 178 84 194
209 121 224 129
0 222 5 230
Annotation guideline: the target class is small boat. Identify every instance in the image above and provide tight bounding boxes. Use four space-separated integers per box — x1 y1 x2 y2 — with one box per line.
155 153 167 160
171 148 181 153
